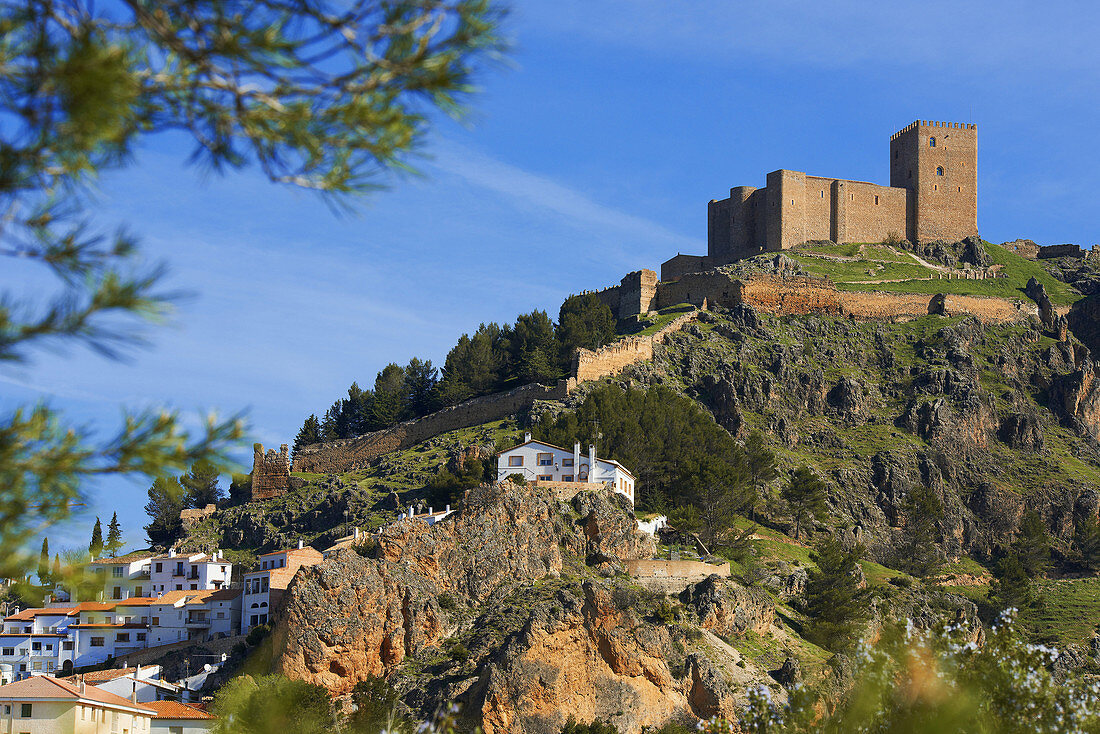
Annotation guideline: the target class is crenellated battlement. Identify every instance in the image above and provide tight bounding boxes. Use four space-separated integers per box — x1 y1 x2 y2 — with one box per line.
891 120 976 141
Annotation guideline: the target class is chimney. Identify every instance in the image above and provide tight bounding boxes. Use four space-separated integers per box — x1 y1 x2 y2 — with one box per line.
573 442 581 476
445 504 450 512
428 507 433 515
297 539 304 550
353 528 361 540
523 431 532 443
588 444 597 484
168 549 176 558
79 676 85 694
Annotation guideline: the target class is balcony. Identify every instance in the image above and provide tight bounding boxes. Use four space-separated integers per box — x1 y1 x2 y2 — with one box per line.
185 617 211 628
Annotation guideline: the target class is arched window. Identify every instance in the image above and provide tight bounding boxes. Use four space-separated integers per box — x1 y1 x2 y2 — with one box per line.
936 166 945 176
929 137 936 147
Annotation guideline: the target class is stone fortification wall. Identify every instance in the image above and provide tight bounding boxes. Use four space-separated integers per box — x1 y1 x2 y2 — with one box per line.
737 273 843 315
292 380 574 475
835 291 1036 323
1002 239 1040 258
1038 244 1087 259
590 269 659 320
572 311 699 383
624 559 731 579
180 504 217 529
252 444 291 501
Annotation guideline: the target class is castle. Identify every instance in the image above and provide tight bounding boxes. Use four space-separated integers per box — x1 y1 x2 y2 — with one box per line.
662 120 978 280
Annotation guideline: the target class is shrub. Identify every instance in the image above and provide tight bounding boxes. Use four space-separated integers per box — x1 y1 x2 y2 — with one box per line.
246 623 272 647
561 717 619 734
506 473 527 486
437 593 458 611
448 641 470 663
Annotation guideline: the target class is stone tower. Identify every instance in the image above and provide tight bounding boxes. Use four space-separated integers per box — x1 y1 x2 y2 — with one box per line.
889 120 978 243
251 443 291 501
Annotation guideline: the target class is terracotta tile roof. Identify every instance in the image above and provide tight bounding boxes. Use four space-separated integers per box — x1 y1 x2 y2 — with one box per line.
73 602 118 612
153 588 237 606
0 676 155 714
88 552 154 565
144 700 217 720
5 607 72 621
71 623 148 629
113 597 161 607
61 667 137 684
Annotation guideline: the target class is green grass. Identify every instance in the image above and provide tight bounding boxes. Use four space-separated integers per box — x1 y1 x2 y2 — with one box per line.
796 242 861 258
631 303 696 337
1023 578 1100 646
790 254 934 283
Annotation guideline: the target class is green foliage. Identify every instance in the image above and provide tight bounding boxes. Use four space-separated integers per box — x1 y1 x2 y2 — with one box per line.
212 675 335 734
733 613 1100 734
229 473 253 506
89 517 104 559
448 640 470 662
678 454 753 548
144 477 184 546
987 551 1034 614
1013 510 1051 579
1074 513 1100 571
803 535 871 651
179 460 223 508
537 384 749 514
427 458 486 507
346 676 410 733
38 537 50 585
558 293 617 358
293 415 323 457
104 512 124 558
781 467 828 541
506 473 527 486
246 623 272 647
0 0 504 579
897 486 944 578
745 431 778 519
561 717 619 734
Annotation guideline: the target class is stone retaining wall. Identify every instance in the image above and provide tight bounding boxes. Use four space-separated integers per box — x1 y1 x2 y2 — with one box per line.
573 311 698 383
624 559 731 579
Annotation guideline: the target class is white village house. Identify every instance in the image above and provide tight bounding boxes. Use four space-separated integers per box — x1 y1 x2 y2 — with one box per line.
496 433 636 504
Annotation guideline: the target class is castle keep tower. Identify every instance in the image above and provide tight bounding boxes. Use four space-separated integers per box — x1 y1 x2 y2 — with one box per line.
673 119 980 280
890 120 978 243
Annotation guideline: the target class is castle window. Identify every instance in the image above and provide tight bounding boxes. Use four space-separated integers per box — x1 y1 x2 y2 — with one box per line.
874 195 879 205
820 191 824 198
908 170 912 179
936 166 944 176
929 137 936 147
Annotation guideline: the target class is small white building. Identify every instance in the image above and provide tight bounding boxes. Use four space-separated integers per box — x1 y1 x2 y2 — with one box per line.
64 666 179 704
145 700 217 733
85 553 155 601
147 552 232 596
147 590 240 647
0 675 156 734
496 433 636 504
242 543 323 633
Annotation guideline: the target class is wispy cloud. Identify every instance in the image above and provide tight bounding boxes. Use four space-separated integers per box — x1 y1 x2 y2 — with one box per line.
430 141 702 258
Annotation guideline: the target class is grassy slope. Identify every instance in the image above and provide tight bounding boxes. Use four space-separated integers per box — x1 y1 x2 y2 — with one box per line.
789 241 1081 305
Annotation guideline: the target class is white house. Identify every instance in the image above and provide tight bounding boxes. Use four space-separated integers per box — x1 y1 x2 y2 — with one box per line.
146 590 240 647
147 552 232 596
85 553 155 601
242 543 323 633
65 666 179 704
496 433 636 504
0 675 156 734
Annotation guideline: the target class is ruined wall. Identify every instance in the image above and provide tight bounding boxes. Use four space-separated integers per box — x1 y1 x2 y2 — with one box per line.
1002 239 1040 258
661 254 711 283
835 291 1036 322
252 444 291 501
1038 244 1086 259
737 274 843 315
180 504 217 530
292 380 575 474
618 270 659 318
624 559 731 579
572 311 699 383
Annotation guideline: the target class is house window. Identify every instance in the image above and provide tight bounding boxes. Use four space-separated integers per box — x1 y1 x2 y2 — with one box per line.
261 578 269 592
63 641 73 650
155 563 162 573
151 617 159 626
874 195 879 205
562 458 573 467
175 585 182 591
91 637 105 647
113 587 122 599
262 561 267 570
537 453 553 466
217 612 225 619
2 647 13 655
31 642 40 651
936 166 944 176
136 633 146 642
112 567 124 577
117 633 130 642
507 456 523 467
929 136 936 147
32 661 41 671
562 475 574 482
190 584 197 590
135 587 142 597
20 703 31 717
537 475 552 481
250 615 258 626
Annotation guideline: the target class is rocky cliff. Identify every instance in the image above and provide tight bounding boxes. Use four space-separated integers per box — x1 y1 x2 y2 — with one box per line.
270 482 802 732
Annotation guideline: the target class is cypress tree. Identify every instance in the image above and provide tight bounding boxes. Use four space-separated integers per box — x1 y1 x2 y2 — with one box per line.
105 512 124 557
804 535 872 651
52 555 61 585
38 537 50 585
89 517 104 559
781 466 829 540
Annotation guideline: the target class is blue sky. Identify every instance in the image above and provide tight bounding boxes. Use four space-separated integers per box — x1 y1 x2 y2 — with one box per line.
5 1 1099 553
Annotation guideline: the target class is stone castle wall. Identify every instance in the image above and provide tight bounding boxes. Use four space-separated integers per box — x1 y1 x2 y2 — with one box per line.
292 380 575 474
573 311 699 383
252 444 291 501
624 559 731 579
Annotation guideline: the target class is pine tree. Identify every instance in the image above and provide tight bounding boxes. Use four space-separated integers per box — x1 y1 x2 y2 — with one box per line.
293 415 323 457
89 518 104 559
104 512 124 558
144 477 185 546
899 486 944 578
370 364 406 428
38 537 50 585
744 431 778 519
1077 514 1100 571
1013 510 1051 578
804 535 872 651
180 460 223 508
558 294 616 359
781 466 829 540
988 551 1034 612
403 357 439 417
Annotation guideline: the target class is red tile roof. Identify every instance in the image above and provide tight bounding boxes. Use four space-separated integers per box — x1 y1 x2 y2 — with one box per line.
61 667 137 684
0 676 155 713
87 552 154 565
144 700 217 720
